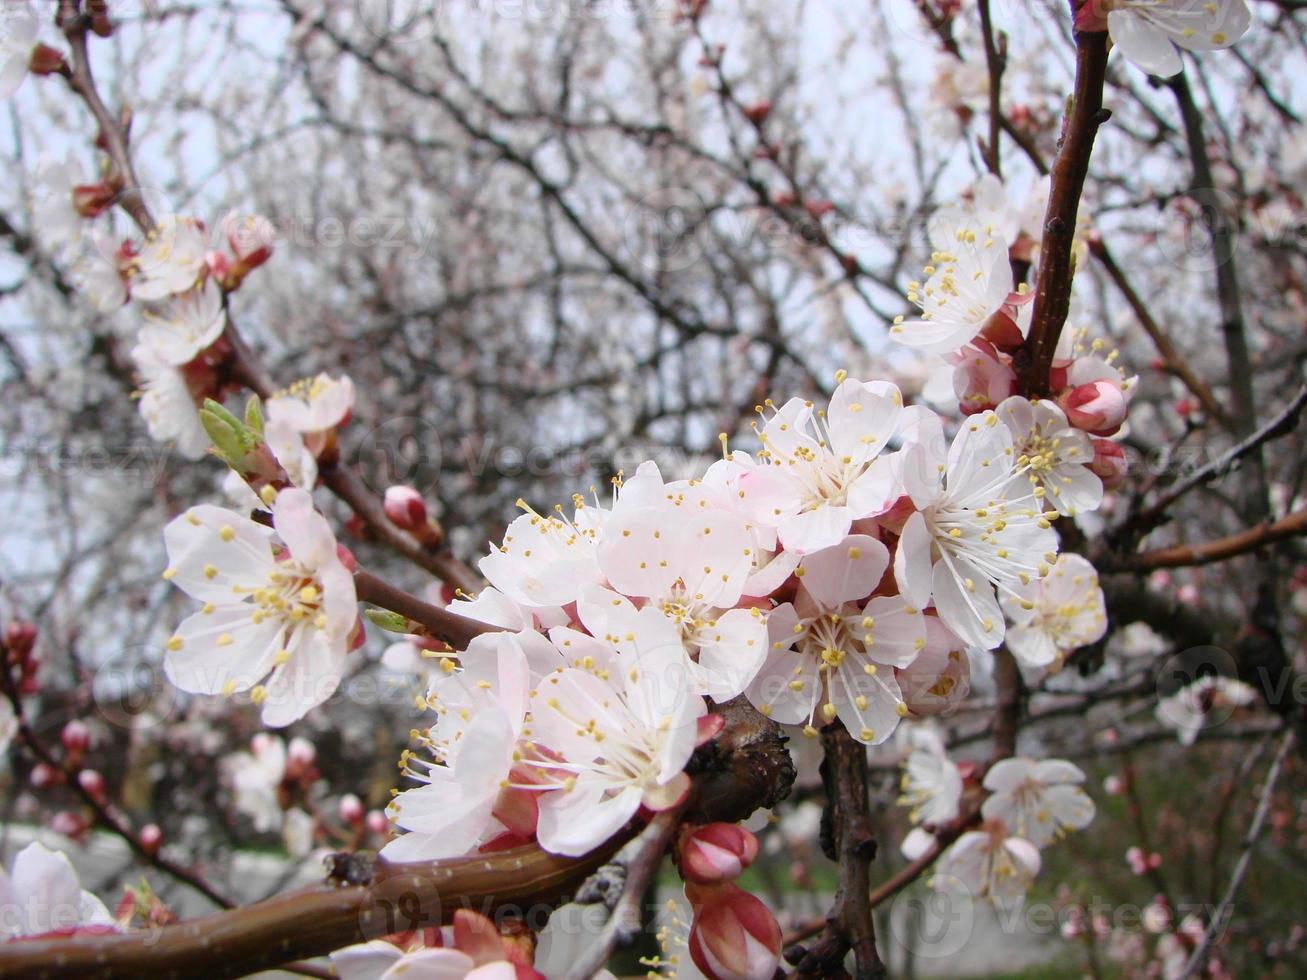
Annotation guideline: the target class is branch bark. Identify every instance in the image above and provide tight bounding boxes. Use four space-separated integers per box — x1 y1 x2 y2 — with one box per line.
787 721 885 979
1017 24 1110 395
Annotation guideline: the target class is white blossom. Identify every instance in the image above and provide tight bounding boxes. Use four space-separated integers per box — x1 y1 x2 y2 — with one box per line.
981 757 1096 846
131 343 210 459
0 842 116 942
1000 553 1107 668
895 409 1060 649
1104 0 1252 78
935 823 1041 909
161 488 358 726
131 216 210 301
746 534 925 744
732 377 904 554
138 279 227 366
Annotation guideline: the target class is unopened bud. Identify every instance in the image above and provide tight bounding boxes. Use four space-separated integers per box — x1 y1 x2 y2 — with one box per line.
687 883 782 980
365 810 388 836
680 823 759 885
222 212 276 274
72 181 117 219
139 823 163 856
30 762 62 789
5 621 37 658
61 719 92 754
52 811 88 840
285 736 317 780
338 794 365 826
28 44 67 77
743 100 770 124
383 485 428 532
1059 380 1128 435
206 249 231 283
78 769 107 803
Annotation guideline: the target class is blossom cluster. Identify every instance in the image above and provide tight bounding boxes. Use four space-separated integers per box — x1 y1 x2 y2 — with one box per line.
369 366 1112 869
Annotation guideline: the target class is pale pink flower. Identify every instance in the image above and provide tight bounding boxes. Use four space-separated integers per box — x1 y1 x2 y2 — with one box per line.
745 534 925 744
1000 553 1107 668
161 488 357 726
0 842 116 942
982 757 1096 846
733 377 904 554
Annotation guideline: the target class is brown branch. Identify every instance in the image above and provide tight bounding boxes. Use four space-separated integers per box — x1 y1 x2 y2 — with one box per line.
61 8 154 233
1178 729 1295 979
0 701 796 979
977 0 1005 179
0 836 631 980
787 721 885 979
353 569 499 650
783 805 980 949
1119 506 1307 570
1123 384 1307 534
1017 24 1110 396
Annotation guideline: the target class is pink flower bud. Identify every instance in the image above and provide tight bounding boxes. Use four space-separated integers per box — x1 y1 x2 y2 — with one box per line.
383 485 428 532
1059 380 1128 435
285 736 317 779
1126 846 1148 875
338 794 365 825
743 100 771 124
28 44 68 77
52 811 88 839
72 181 116 219
1074 0 1109 32
6 621 37 657
78 769 107 803
1103 775 1123 796
222 212 276 270
680 824 760 885
61 719 92 754
139 823 163 856
1089 438 1128 488
687 883 783 980
205 249 231 282
30 762 62 789
365 810 388 836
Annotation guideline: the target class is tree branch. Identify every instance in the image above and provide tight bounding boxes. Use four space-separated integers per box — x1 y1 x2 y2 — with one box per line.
353 569 499 649
1017 23 1110 395
1118 506 1307 570
787 721 885 979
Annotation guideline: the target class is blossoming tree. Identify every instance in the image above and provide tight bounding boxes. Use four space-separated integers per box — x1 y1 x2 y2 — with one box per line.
1 0 1305 977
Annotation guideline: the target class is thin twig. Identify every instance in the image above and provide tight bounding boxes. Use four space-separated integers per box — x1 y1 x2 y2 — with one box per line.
1178 729 1295 979
353 570 499 649
562 804 686 980
1118 506 1307 570
0 651 232 908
